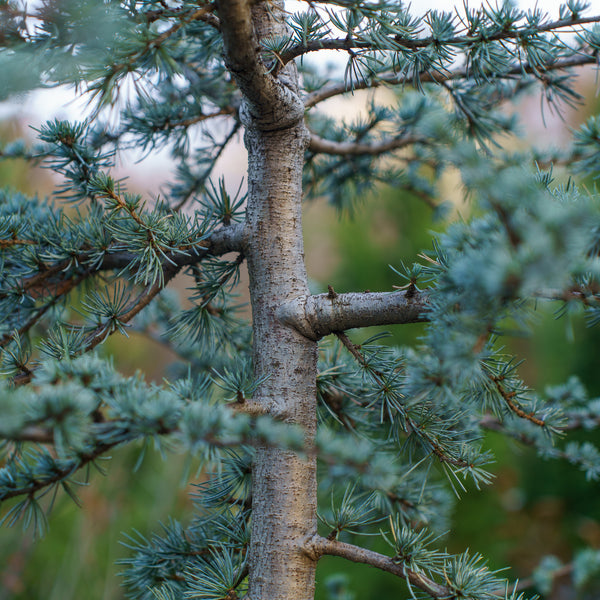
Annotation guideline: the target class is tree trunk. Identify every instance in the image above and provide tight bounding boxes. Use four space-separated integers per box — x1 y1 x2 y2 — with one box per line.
240 6 317 599
244 120 317 599
215 0 316 593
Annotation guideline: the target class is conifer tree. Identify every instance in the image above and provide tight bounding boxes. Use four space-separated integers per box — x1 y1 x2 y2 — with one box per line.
2 0 600 598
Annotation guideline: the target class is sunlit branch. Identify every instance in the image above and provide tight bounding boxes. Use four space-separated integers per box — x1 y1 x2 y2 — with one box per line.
283 13 600 67
305 53 599 109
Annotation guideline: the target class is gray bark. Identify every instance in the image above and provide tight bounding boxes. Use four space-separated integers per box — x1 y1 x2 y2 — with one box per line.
216 0 432 597
277 289 430 339
243 120 318 600
216 0 318 597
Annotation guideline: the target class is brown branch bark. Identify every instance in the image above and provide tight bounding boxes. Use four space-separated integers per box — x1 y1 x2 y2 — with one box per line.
305 53 599 108
283 14 600 67
308 131 426 156
489 374 546 427
305 535 451 599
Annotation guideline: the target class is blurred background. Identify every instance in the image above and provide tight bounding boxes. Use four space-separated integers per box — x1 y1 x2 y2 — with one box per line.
1 1 600 599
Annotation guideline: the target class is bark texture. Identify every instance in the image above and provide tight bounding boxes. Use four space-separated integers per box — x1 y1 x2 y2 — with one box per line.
277 289 430 339
306 536 451 598
216 0 318 597
244 121 318 600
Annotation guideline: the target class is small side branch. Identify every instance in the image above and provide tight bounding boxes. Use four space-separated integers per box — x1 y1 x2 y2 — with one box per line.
83 273 177 354
305 53 599 109
305 535 450 599
489 375 546 427
0 441 114 502
308 131 424 156
66 222 246 274
284 14 600 69
277 289 429 340
0 272 88 349
6 426 55 444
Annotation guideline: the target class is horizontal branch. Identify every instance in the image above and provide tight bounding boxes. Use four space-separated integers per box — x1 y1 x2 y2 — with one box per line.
1 398 267 447
308 131 424 156
305 53 599 108
283 13 600 66
103 222 245 270
0 441 114 502
156 107 235 131
0 398 275 503
277 288 429 340
305 535 451 598
1 223 245 300
147 3 220 44
6 425 55 444
5 224 246 386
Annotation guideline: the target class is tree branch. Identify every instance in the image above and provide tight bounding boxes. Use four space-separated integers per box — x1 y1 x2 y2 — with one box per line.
277 289 429 340
305 53 599 109
140 2 220 30
2 222 246 292
5 225 246 386
305 535 451 599
5 425 55 444
83 271 180 353
0 441 115 502
489 374 546 427
0 272 89 349
216 0 304 129
99 222 246 272
284 14 600 67
308 131 425 156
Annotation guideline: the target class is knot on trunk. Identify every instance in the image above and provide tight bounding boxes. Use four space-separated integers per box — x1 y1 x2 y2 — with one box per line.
276 295 320 340
301 534 323 562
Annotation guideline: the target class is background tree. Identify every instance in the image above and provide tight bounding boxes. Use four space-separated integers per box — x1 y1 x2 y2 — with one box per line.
2 1 600 599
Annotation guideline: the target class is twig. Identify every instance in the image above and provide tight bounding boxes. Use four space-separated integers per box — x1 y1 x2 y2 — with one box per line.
305 53 600 108
284 14 600 68
308 131 426 156
333 331 471 469
305 535 451 599
490 375 546 427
